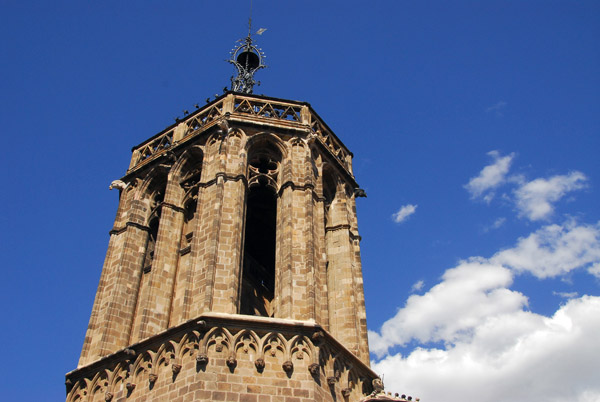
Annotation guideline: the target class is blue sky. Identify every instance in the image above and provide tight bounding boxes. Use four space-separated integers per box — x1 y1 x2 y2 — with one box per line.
1 2 599 401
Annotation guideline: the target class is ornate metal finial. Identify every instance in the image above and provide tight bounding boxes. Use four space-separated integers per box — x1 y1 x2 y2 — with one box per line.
227 5 266 93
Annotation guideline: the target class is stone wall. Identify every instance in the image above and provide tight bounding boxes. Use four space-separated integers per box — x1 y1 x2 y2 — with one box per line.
73 93 373 400
68 314 378 402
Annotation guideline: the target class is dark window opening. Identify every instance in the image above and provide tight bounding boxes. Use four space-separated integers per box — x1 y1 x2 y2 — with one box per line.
143 218 159 273
180 198 197 255
240 184 277 316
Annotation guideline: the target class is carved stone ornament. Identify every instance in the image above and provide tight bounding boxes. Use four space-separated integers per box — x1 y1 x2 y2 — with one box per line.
282 360 293 372
148 373 158 384
308 363 320 376
226 356 237 369
171 363 182 374
126 383 136 392
342 387 351 397
311 331 325 345
196 353 209 365
327 376 337 386
254 358 265 370
372 378 384 393
104 392 113 401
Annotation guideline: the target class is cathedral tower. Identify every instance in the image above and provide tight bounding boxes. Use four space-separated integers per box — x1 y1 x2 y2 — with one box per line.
66 30 380 402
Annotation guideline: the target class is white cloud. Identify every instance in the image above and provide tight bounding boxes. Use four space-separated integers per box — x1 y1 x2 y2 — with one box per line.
371 221 600 356
392 204 417 224
369 260 527 357
588 263 600 279
514 171 587 221
553 291 578 299
411 280 425 292
372 296 600 402
465 151 515 202
492 221 600 278
370 221 600 401
484 217 506 232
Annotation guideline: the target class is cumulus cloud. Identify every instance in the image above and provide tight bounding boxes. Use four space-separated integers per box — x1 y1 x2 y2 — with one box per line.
514 171 587 220
465 151 515 202
369 221 600 401
372 296 600 402
492 221 600 278
392 204 417 224
369 260 527 357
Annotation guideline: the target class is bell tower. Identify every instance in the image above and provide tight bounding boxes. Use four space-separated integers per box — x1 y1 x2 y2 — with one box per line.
66 29 380 402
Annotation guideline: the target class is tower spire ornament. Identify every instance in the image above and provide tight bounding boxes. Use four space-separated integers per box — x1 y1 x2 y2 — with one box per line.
227 14 266 93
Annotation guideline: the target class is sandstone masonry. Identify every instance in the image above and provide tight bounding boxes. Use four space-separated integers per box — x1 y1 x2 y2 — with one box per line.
66 92 378 401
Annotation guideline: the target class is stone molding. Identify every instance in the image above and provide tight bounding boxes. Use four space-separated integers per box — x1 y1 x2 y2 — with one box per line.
66 313 378 401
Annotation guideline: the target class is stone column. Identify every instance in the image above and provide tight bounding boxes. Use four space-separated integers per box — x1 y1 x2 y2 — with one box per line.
325 186 359 355
131 179 186 340
81 197 149 364
348 195 369 364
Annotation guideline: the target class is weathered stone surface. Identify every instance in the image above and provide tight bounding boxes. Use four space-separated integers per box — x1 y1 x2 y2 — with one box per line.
69 93 375 401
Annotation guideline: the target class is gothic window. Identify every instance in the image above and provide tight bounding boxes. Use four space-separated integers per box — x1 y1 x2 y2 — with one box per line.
240 139 282 317
142 185 164 273
143 217 159 273
322 166 337 228
179 197 197 256
240 184 277 316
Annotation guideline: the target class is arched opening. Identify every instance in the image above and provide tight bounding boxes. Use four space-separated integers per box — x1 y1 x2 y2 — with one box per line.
240 183 277 317
179 197 197 254
322 166 337 228
143 217 159 273
142 189 164 273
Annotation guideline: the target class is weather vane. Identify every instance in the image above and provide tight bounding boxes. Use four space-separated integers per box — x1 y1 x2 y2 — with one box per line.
227 1 267 93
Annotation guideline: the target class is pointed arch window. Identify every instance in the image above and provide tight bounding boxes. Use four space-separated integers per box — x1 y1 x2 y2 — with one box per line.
240 139 282 317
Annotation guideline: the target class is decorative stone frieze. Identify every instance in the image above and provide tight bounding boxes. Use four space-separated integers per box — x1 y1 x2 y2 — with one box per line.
66 313 379 401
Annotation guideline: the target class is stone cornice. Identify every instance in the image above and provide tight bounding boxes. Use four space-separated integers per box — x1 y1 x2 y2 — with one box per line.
109 221 150 235
66 313 378 395
161 202 185 214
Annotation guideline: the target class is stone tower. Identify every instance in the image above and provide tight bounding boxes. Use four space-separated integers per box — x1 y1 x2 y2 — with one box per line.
66 33 380 402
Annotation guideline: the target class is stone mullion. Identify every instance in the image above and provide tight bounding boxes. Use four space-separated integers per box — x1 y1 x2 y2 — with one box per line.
136 202 185 339
210 179 245 313
325 229 339 340
348 196 369 364
351 236 369 364
232 178 247 313
325 192 359 355
326 228 359 354
289 187 310 320
304 187 317 322
204 177 225 311
169 187 198 326
186 185 209 319
189 179 224 317
97 222 149 357
168 244 191 327
275 186 294 318
313 197 329 330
